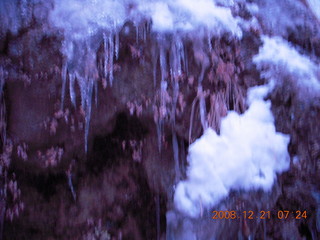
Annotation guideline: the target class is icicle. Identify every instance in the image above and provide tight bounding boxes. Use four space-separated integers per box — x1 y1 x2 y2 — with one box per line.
156 45 167 152
179 40 185 75
69 73 76 107
180 49 185 74
0 66 6 146
169 41 176 80
159 46 167 83
143 22 147 43
169 41 180 125
173 81 179 118
0 66 3 99
189 97 197 144
155 193 160 240
311 41 316 57
20 0 27 19
153 60 157 89
263 218 267 240
166 211 176 240
94 79 98 107
198 86 208 130
179 138 186 176
183 45 188 76
84 79 94 153
67 172 77 201
20 0 30 28
108 34 114 86
60 61 68 110
207 31 212 52
135 24 139 44
172 131 180 184
103 33 109 81
146 21 151 42
152 45 159 88
115 31 120 60
198 66 208 130
156 121 163 153
175 39 183 77
198 86 207 130
79 76 86 109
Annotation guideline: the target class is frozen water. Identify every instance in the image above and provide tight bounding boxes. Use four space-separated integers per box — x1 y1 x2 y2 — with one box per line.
47 0 244 152
49 0 242 40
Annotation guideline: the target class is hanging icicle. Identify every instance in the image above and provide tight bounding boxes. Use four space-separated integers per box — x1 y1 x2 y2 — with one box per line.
69 73 76 107
155 193 160 240
152 44 159 89
155 44 168 152
207 30 212 52
108 34 114 86
115 30 120 60
0 66 6 147
60 61 67 110
84 78 94 153
103 33 109 83
172 131 180 184
198 83 208 131
135 24 139 44
94 79 98 107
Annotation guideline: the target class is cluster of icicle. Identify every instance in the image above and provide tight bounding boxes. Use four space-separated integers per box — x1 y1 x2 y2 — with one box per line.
0 66 6 147
59 32 120 152
48 0 242 152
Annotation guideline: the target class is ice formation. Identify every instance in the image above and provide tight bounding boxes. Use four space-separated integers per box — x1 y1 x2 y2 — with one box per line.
174 83 290 217
50 0 242 36
47 0 243 151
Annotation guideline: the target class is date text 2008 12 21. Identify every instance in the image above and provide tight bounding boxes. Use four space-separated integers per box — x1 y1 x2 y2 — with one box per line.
212 210 307 220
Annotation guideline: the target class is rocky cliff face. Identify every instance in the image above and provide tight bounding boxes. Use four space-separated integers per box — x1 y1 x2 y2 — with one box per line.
0 0 320 239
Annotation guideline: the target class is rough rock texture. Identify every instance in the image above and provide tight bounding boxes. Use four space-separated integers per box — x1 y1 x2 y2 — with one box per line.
0 1 320 240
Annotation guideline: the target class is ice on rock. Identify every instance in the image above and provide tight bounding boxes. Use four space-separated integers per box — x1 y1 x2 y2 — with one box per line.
50 0 242 39
69 73 76 107
174 84 290 217
49 0 126 41
48 0 243 152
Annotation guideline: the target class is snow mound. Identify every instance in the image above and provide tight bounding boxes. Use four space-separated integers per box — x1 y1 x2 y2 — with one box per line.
253 36 320 94
174 85 290 217
251 0 317 37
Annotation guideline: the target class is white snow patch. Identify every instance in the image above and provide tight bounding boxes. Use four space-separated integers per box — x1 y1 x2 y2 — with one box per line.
49 0 127 40
251 0 315 37
253 36 320 93
306 0 320 20
49 0 242 38
174 84 290 217
292 156 299 166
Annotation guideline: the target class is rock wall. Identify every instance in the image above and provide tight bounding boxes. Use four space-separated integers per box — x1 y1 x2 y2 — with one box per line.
0 0 320 239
